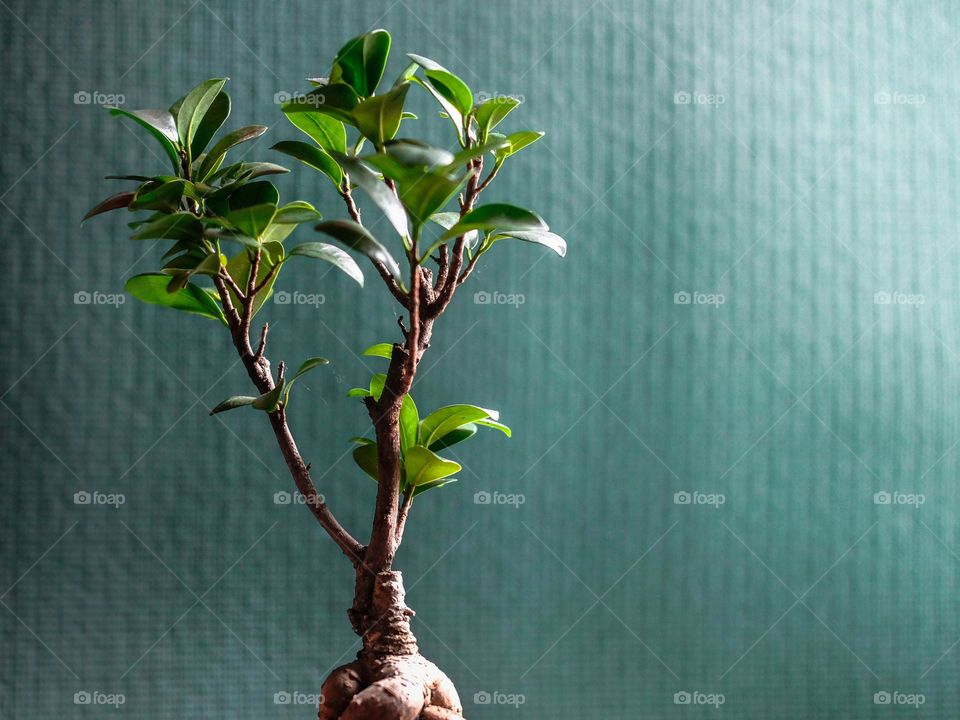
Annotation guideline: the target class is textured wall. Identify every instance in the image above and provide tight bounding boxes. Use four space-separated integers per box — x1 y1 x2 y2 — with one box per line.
2 1 960 717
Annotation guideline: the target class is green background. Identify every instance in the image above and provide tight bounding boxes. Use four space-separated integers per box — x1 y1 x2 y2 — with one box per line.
2 1 959 717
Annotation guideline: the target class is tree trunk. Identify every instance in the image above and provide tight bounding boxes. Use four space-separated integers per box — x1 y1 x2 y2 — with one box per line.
318 572 465 720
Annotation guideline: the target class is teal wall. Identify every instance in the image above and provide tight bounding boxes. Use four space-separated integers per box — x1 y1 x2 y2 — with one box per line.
3 1 960 717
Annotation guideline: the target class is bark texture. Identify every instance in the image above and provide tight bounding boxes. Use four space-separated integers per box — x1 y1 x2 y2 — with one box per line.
319 572 465 720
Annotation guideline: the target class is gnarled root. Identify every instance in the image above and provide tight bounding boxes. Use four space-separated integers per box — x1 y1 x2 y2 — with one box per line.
318 572 465 720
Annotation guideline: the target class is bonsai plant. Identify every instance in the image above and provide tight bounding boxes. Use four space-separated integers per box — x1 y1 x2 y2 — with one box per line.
85 29 566 719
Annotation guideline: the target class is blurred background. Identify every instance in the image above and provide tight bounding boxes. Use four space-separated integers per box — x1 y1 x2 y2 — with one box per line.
3 0 960 717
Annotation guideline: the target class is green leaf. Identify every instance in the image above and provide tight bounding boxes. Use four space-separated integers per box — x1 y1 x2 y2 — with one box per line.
497 130 544 160
383 140 455 170
284 111 347 154
129 179 186 212
420 404 501 448
362 343 394 359
209 395 256 415
211 161 289 183
413 478 458 496
369 373 387 400
403 445 461 487
229 180 280 209
271 140 342 187
487 229 567 257
407 54 473 117
428 424 477 452
400 394 419 455
82 191 134 223
272 200 321 225
226 203 277 240
331 29 392 97
197 125 268 181
109 108 180 173
347 387 372 398
190 90 230 158
475 418 512 437
439 203 546 241
352 83 409 146
353 443 379 481
176 78 228 159
252 379 285 412
333 153 409 238
351 436 374 445
130 212 203 241
125 273 226 323
474 96 520 139
314 220 401 281
398 168 471 229
445 137 511 168
225 241 284 316
282 357 331 406
286 242 364 286
282 83 360 125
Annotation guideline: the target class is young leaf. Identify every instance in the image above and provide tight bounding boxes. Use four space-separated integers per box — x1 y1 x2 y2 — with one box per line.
314 220 401 281
362 343 394 359
353 443 379 481
474 96 520 139
177 78 228 158
209 396 257 415
331 29 392 97
286 242 364 286
252 378 285 412
413 478 458 496
403 445 461 486
197 125 268 181
486 229 567 257
400 394 419 454
407 54 473 117
125 273 226 323
82 191 134 223
420 404 501 448
428 424 477 452
271 140 343 187
282 357 331 406
497 130 544 160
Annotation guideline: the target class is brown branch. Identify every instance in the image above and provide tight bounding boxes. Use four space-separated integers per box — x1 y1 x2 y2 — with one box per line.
372 260 410 308
395 489 414 542
457 251 481 285
340 184 362 224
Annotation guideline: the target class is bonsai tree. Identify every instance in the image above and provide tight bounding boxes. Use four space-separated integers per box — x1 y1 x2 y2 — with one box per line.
85 29 565 720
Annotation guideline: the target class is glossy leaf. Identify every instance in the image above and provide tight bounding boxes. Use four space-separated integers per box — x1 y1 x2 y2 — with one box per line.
352 83 409 146
225 241 284 316
403 445 461 487
286 242 364 286
282 83 360 125
125 273 226 323
497 130 544 159
362 343 394 359
282 356 331 406
177 78 228 158
209 395 256 415
487 229 567 257
197 125 268 181
399 168 471 229
285 111 347 154
129 179 186 212
428 424 477 452
130 212 203 242
420 404 501 448
474 96 520 138
315 220 402 281
228 180 280 209
333 153 409 238
226 203 277 240
252 378 285 412
400 394 419 455
407 54 472 117
109 108 180 172
271 140 342 187
272 200 321 225
413 478 458 496
82 191 134 223
353 443 379 481
330 29 392 97
190 90 230 158
439 203 546 241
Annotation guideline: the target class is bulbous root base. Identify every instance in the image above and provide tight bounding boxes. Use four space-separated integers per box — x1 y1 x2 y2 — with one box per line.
319 655 464 720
